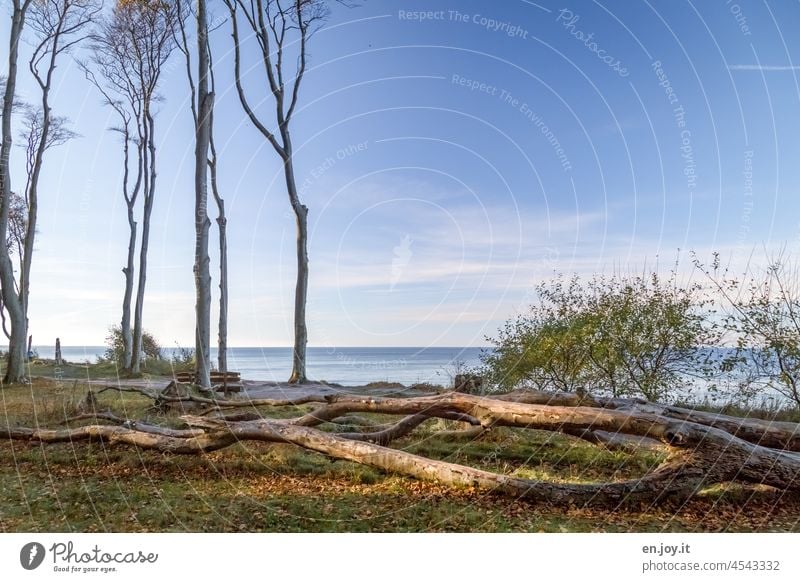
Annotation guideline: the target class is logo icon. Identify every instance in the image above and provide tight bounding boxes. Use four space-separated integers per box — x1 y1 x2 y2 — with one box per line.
20 542 46 570
390 234 413 291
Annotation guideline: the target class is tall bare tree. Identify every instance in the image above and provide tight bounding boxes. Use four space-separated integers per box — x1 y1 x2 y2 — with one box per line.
175 0 224 387
0 1 34 384
192 0 213 388
85 0 177 373
22 0 97 333
223 0 330 384
0 0 94 384
209 81 228 374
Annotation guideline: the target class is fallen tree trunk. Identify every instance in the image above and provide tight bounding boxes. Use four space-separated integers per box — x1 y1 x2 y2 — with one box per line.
0 414 702 506
498 389 800 452
2 390 799 506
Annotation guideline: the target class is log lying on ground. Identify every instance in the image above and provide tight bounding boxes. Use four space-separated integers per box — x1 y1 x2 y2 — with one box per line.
497 389 800 452
3 391 800 505
0 413 702 505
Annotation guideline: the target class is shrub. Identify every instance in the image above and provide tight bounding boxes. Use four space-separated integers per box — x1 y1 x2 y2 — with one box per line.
482 281 592 394
482 272 717 401
698 254 800 409
102 325 162 365
170 345 195 367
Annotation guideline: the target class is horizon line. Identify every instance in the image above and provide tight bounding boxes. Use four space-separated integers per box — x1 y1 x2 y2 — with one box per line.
22 344 491 350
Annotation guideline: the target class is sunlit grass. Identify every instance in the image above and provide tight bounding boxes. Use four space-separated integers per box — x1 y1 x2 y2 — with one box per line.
2 379 798 532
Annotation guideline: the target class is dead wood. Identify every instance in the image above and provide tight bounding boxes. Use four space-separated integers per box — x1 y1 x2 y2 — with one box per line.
3 390 800 505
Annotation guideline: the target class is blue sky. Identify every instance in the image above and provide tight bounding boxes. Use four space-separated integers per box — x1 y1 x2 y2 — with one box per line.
2 0 799 348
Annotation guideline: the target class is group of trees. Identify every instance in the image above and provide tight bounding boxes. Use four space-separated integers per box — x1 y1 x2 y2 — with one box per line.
482 257 800 409
1 0 331 386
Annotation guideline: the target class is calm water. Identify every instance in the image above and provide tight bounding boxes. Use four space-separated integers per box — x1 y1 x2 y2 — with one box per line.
30 345 793 406
32 345 486 386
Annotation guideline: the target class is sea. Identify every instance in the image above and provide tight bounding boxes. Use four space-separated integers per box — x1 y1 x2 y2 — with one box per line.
31 345 487 387
25 345 797 407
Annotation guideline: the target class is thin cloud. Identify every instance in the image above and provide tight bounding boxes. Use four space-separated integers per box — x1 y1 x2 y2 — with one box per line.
728 65 800 71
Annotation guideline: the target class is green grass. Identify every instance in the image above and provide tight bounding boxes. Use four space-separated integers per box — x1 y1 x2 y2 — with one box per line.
5 356 194 383
402 429 666 483
2 380 799 532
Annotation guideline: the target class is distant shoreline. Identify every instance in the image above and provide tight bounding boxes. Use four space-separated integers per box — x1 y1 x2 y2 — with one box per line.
14 346 486 388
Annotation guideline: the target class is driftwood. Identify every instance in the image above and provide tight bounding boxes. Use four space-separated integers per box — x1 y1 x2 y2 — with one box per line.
2 389 800 506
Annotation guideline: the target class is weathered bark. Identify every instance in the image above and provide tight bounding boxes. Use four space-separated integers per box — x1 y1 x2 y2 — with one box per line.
0 0 33 385
284 150 308 384
334 414 437 446
0 412 705 506
652 404 800 452
0 414 718 506
121 204 136 370
499 389 800 452
5 390 800 505
120 126 142 372
0 422 237 453
20 39 53 356
191 0 213 390
211 153 227 374
63 410 209 438
207 29 227 376
131 113 156 374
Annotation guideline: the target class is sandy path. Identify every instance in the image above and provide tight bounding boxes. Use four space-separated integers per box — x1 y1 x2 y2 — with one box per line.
87 377 438 399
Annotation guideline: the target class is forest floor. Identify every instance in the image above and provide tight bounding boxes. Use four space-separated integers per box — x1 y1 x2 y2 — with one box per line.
1 374 799 532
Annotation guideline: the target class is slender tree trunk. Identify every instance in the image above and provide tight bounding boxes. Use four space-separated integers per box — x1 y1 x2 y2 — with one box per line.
119 128 141 372
193 0 212 389
20 35 59 372
208 19 226 375
19 46 58 374
131 210 149 373
290 204 309 383
0 1 31 385
283 149 308 384
209 128 226 376
121 204 136 370
132 113 156 374
215 198 227 373
20 129 42 324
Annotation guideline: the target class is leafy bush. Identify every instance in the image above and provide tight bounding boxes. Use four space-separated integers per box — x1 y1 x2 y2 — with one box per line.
698 254 800 409
483 282 592 394
170 345 195 367
102 325 162 365
482 272 717 401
